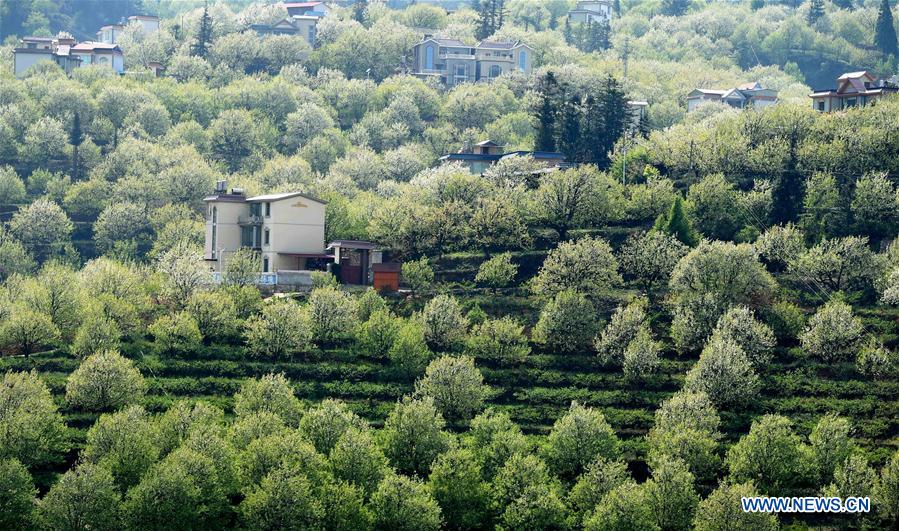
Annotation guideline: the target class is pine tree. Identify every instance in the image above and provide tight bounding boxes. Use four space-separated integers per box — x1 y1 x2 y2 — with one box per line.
808 0 825 25
660 0 690 16
353 0 368 23
475 0 492 40
595 19 611 51
191 1 214 58
70 112 83 181
563 17 573 45
559 95 583 160
832 0 853 9
875 0 899 57
614 0 621 15
534 72 560 152
596 75 629 168
654 196 700 246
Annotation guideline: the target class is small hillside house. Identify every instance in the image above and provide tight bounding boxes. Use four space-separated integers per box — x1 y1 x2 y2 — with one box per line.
13 36 82 77
411 37 533 86
204 184 328 274
568 0 614 24
686 82 777 112
71 42 125 73
440 140 567 174
251 2 328 45
809 71 899 112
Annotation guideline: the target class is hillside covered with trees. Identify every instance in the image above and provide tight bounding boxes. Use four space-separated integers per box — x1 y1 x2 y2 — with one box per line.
0 0 898 529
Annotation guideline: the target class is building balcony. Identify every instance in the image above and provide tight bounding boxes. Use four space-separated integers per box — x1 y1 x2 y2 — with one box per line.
440 52 475 59
238 215 264 225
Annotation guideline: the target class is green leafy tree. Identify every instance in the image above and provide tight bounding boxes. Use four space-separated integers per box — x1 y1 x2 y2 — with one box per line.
685 335 760 407
233 373 304 427
595 297 648 366
415 355 489 423
0 371 67 466
122 457 204 531
645 456 699 531
618 231 688 296
82 405 159 489
421 294 468 351
370 474 443 531
809 413 853 484
381 396 451 476
428 447 489 530
65 350 146 411
692 481 778 531
240 468 324 530
9 199 73 261
148 312 203 355
568 457 631 518
468 409 532 480
0 306 59 357
873 450 899 525
586 482 658 531
532 236 621 298
186 290 239 343
709 306 776 368
329 427 388 497
465 317 530 363
533 290 600 353
0 458 35 530
191 1 214 58
36 463 121 531
243 300 313 359
623 327 662 382
308 286 359 346
800 300 865 362
388 318 433 376
647 391 722 481
299 399 366 455
543 401 620 480
808 0 825 24
475 253 517 293
726 415 806 495
402 257 435 296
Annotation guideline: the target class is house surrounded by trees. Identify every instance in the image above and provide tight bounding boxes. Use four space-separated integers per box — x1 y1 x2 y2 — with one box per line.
809 71 899 112
204 183 327 275
411 37 533 86
686 81 778 112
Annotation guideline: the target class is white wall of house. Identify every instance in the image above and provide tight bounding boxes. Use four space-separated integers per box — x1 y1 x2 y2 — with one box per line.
13 51 52 77
204 201 244 272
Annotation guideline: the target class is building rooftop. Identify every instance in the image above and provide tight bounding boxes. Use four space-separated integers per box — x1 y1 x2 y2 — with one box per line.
281 1 324 8
72 42 122 51
246 191 326 204
478 40 517 49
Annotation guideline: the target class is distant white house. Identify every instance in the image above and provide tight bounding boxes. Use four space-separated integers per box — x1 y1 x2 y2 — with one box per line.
251 2 329 46
686 81 777 112
568 0 614 24
13 36 81 77
97 15 159 44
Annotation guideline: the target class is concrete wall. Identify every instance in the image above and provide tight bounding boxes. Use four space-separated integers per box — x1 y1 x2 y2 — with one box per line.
205 201 245 271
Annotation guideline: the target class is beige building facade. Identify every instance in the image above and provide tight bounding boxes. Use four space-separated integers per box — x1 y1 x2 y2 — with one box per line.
204 187 327 274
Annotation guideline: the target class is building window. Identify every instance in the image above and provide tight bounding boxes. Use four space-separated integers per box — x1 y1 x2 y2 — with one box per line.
489 65 502 78
265 202 271 216
846 98 857 107
264 228 270 245
263 257 269 272
308 26 315 45
425 46 434 70
817 101 825 111
211 206 217 222
518 50 527 71
454 63 467 82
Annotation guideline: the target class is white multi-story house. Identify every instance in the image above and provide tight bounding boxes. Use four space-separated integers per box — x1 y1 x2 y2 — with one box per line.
686 81 778 112
410 37 533 86
204 184 327 275
568 0 614 24
13 36 82 77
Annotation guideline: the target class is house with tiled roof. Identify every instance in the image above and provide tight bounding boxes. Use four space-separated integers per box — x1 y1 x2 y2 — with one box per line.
71 42 125 73
439 139 567 174
686 81 777 112
809 71 899 112
568 0 614 24
411 36 532 86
